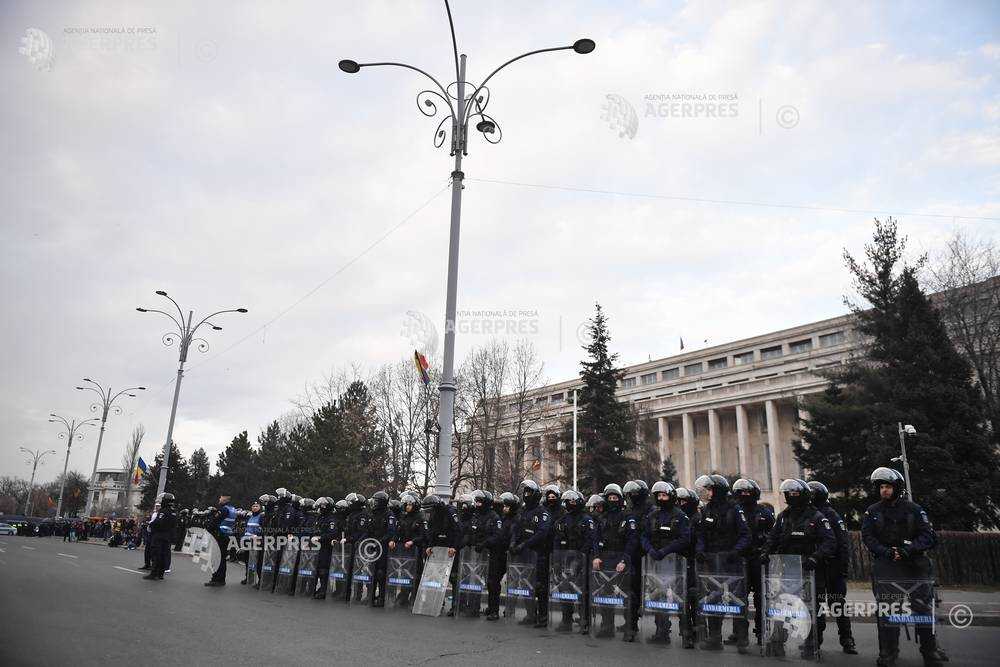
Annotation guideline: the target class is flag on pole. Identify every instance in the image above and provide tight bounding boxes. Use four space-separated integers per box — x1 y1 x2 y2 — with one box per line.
413 350 431 386
134 456 148 485
679 337 685 351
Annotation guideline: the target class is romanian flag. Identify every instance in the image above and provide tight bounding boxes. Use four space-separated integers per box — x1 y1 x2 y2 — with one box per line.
413 350 430 386
133 457 148 485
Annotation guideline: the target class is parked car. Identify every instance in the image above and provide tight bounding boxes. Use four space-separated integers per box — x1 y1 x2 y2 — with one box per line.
0 523 16 536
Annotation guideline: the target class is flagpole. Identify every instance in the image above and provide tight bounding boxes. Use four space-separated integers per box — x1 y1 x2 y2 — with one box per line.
572 389 578 491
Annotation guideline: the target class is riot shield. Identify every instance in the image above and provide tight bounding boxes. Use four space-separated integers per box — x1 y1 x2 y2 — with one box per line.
294 547 319 597
412 547 454 617
258 543 278 592
589 550 630 640
641 553 687 644
762 555 818 660
245 539 262 588
350 542 377 606
697 552 748 646
326 542 352 601
873 561 936 635
274 544 299 595
455 547 489 618
386 547 419 611
504 549 538 625
548 549 588 633
181 528 195 554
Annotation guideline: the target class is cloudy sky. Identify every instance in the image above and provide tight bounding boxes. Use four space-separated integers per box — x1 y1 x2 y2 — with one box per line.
2 1 998 484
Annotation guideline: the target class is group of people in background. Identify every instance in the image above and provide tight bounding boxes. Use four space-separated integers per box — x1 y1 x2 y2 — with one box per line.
150 466 944 667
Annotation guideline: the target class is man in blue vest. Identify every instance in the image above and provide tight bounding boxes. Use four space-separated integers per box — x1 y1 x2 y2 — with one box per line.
206 494 236 587
241 500 263 585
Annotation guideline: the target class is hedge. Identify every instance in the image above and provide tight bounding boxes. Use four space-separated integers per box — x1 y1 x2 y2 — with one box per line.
846 530 1000 586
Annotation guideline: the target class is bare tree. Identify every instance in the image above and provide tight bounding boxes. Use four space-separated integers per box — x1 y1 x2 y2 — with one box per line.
927 230 1000 442
456 340 511 492
120 424 144 515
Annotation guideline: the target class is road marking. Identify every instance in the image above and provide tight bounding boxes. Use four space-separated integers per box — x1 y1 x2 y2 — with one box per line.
114 566 144 574
57 553 79 559
22 546 36 550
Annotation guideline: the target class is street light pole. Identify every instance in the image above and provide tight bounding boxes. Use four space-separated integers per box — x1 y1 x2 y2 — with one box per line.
19 447 55 516
136 290 247 497
896 422 916 502
48 414 97 517
339 0 595 499
572 389 578 491
77 378 146 517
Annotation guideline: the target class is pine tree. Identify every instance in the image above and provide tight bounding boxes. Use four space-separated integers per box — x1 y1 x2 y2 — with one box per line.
797 219 1000 529
660 456 679 486
215 431 258 507
189 447 211 508
139 442 192 510
561 304 641 490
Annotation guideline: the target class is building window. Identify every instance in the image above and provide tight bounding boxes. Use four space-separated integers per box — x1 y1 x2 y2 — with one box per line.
550 393 564 403
789 338 813 354
640 372 657 385
622 377 637 389
819 331 847 348
684 362 703 376
662 368 679 381
536 396 547 405
708 358 727 370
761 345 783 361
733 351 754 365
760 407 768 433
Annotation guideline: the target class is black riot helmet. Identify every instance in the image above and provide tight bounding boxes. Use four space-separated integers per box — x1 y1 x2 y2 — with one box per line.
334 499 349 515
650 480 676 509
561 489 583 512
780 478 810 508
694 474 730 502
625 480 649 508
401 492 420 514
372 491 389 512
159 493 175 509
586 493 605 513
675 487 699 516
300 498 315 510
275 488 291 500
807 481 830 506
733 478 761 504
315 497 333 512
500 492 520 515
481 490 494 506
542 483 561 509
471 490 488 512
421 494 445 515
870 467 905 500
602 483 623 511
519 480 541 508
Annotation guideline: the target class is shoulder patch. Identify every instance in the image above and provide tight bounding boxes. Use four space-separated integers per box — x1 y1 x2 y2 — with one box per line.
821 518 831 530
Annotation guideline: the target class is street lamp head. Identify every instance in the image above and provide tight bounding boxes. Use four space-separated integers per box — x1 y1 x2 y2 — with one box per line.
136 307 147 312
339 59 361 74
138 387 147 391
83 377 91 382
49 413 57 417
155 290 168 296
126 393 135 398
475 119 496 134
904 424 917 435
236 308 248 313
76 387 84 391
212 326 223 331
573 38 596 54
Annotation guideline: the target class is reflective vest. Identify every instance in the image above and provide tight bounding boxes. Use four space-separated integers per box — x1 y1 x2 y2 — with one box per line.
245 512 262 535
219 504 237 536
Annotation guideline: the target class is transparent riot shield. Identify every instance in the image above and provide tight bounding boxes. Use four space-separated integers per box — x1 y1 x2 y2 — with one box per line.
504 549 538 625
412 546 455 617
386 547 420 611
762 555 818 660
294 546 319 597
245 538 262 588
258 543 278 592
697 552 748 646
641 553 687 644
549 549 588 633
455 547 489 618
873 562 936 639
350 541 377 606
181 528 195 554
326 542 352 601
589 550 630 641
274 544 299 595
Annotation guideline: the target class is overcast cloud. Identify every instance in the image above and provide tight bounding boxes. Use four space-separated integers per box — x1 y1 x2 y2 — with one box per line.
2 1 998 483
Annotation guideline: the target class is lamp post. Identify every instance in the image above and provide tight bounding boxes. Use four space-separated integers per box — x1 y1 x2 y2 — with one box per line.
19 446 55 516
339 0 594 498
136 290 247 497
894 423 916 502
48 414 97 517
76 379 146 517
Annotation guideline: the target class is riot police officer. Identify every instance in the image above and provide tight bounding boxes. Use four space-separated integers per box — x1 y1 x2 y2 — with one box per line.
366 491 397 607
487 492 520 620
640 481 692 643
624 480 651 640
388 492 426 607
173 508 189 552
729 478 774 649
143 493 176 581
694 474 750 652
675 487 701 648
510 480 553 628
551 489 596 633
586 493 605 517
862 468 945 667
808 480 857 654
457 490 502 617
241 500 264 585
592 483 639 641
762 479 836 659
205 494 237 587
542 483 562 520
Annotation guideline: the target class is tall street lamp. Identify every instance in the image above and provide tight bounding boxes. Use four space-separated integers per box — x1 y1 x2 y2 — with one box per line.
136 290 247 497
339 0 595 498
19 446 55 516
76 378 146 517
48 413 97 517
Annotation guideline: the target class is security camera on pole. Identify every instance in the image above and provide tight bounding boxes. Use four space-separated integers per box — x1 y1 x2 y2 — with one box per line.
136 290 247 497
338 0 595 499
893 423 917 502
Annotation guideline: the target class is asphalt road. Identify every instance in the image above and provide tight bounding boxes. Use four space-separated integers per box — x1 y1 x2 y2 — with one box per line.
2 535 998 666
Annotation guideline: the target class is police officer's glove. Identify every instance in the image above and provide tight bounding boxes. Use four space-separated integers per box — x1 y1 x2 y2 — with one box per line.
510 543 523 555
802 557 817 572
896 547 909 560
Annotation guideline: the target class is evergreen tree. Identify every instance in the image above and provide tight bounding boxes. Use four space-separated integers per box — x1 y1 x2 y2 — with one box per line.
256 421 289 495
660 456 679 486
797 219 1000 529
189 447 211 508
215 431 258 507
561 304 641 490
139 442 192 510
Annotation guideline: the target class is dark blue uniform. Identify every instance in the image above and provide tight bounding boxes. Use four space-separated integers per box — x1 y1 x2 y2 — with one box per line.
641 505 691 639
552 508 597 631
814 501 855 648
734 502 774 644
510 502 553 624
313 508 345 599
696 497 751 646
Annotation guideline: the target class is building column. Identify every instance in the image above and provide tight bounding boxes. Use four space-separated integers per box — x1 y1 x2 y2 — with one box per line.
657 416 668 468
797 401 811 479
736 403 750 477
765 399 782 493
682 412 694 488
708 408 721 472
